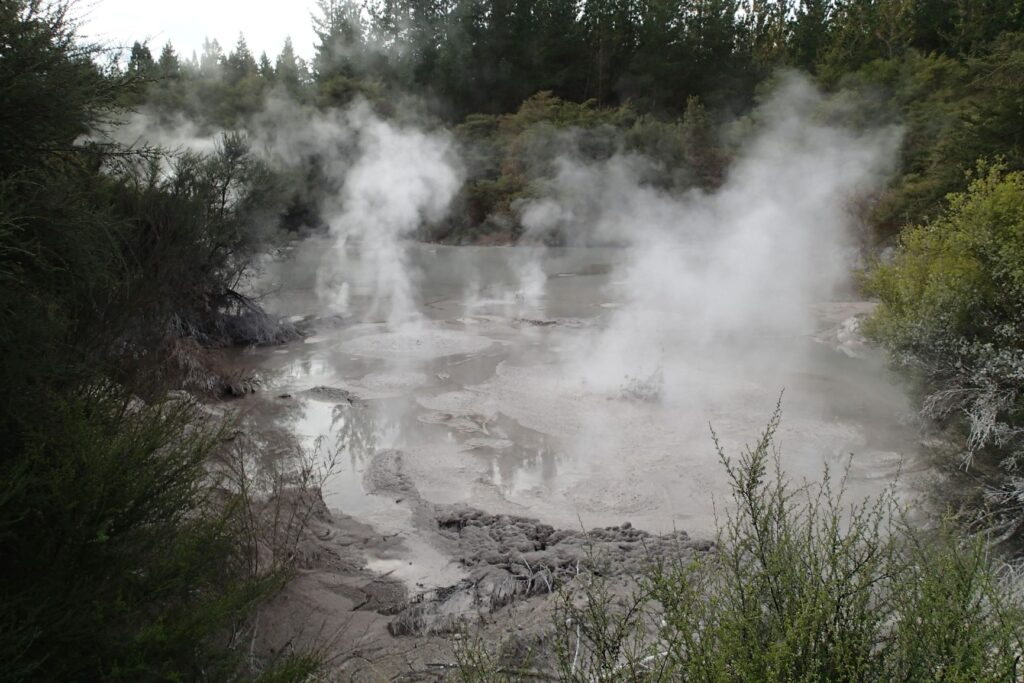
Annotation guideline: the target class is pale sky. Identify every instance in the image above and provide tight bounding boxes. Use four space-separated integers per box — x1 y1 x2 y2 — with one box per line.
80 0 320 61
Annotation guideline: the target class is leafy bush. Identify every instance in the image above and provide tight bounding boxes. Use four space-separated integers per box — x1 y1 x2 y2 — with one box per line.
450 92 725 243
0 3 314 680
867 164 1024 531
834 39 1024 240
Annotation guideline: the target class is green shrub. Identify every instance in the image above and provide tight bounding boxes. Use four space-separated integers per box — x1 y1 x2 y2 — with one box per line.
866 163 1024 496
0 3 313 680
639 404 1023 682
0 390 280 681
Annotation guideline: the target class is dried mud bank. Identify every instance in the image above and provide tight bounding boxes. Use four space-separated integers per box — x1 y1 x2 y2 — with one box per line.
254 449 710 681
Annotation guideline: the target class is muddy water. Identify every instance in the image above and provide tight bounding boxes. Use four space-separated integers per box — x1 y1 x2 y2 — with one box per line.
233 237 935 586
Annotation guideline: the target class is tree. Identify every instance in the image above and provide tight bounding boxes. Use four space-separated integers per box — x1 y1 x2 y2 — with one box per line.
275 36 308 96
199 37 224 75
225 33 258 83
791 0 834 69
679 0 747 106
127 40 156 77
531 0 588 101
258 51 274 79
157 41 181 79
580 0 640 103
743 0 794 68
0 2 308 679
312 0 365 80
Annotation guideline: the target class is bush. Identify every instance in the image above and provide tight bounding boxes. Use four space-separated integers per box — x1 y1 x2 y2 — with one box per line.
639 404 1023 682
0 392 268 681
0 3 313 679
451 92 727 243
867 164 1024 531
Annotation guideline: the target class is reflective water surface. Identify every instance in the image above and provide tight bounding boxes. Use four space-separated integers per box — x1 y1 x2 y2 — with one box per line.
231 238 935 586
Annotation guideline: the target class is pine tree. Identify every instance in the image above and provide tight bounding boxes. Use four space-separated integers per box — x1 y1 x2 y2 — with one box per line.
157 41 182 79
127 40 156 78
312 0 365 80
226 33 258 83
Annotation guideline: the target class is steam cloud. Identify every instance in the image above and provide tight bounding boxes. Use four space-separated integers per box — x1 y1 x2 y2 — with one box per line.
106 74 899 368
107 74 916 532
522 75 900 399
323 102 461 327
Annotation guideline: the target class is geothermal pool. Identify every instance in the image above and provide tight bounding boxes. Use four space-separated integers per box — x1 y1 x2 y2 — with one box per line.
234 237 935 586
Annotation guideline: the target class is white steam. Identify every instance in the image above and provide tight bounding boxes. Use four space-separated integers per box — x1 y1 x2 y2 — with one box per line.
325 102 461 327
522 76 900 397
100 76 918 530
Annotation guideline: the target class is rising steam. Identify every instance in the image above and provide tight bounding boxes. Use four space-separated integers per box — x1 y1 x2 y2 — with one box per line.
522 75 900 397
106 75 918 533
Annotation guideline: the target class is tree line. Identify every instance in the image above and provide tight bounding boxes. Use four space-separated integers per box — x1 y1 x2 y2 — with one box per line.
125 0 1024 122
122 0 1024 244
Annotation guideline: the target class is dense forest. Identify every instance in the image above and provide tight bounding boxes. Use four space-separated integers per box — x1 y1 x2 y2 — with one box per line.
124 0 1024 244
3 0 1024 680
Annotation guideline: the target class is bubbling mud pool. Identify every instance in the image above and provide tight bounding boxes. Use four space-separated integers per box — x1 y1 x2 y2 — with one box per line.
231 238 938 588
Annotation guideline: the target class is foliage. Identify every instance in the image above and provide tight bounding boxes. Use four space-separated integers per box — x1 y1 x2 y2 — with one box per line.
867 164 1024 533
2 394 268 681
843 37 1024 238
116 1 1023 244
0 2 313 680
124 1 1024 124
638 406 1022 682
442 92 725 242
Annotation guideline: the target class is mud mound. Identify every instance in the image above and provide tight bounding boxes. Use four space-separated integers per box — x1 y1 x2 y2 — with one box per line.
363 449 416 495
435 507 708 578
385 505 711 636
303 385 361 403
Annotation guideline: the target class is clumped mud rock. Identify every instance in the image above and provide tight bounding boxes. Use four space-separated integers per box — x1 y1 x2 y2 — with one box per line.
249 487 415 671
353 448 712 640
373 453 703 638
244 451 713 680
385 507 706 635
363 449 416 495
223 374 261 397
514 317 589 329
304 385 361 404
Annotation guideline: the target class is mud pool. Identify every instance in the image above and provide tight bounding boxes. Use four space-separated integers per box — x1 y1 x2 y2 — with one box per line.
233 237 936 588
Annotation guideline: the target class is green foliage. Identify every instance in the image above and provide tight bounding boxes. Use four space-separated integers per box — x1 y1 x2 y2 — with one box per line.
1 393 273 682
866 164 1024 494
114 1 1024 246
825 34 1024 239
869 165 1024 347
447 92 725 242
641 405 1022 682
0 1 123 175
0 2 312 680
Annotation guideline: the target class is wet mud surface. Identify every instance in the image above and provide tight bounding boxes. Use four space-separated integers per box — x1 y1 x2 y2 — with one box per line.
229 240 940 678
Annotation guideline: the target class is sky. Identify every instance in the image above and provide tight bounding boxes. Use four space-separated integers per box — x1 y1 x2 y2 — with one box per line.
80 0 319 61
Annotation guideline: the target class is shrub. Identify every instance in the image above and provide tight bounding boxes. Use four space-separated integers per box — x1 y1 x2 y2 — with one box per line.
0 3 313 679
867 163 1024 531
